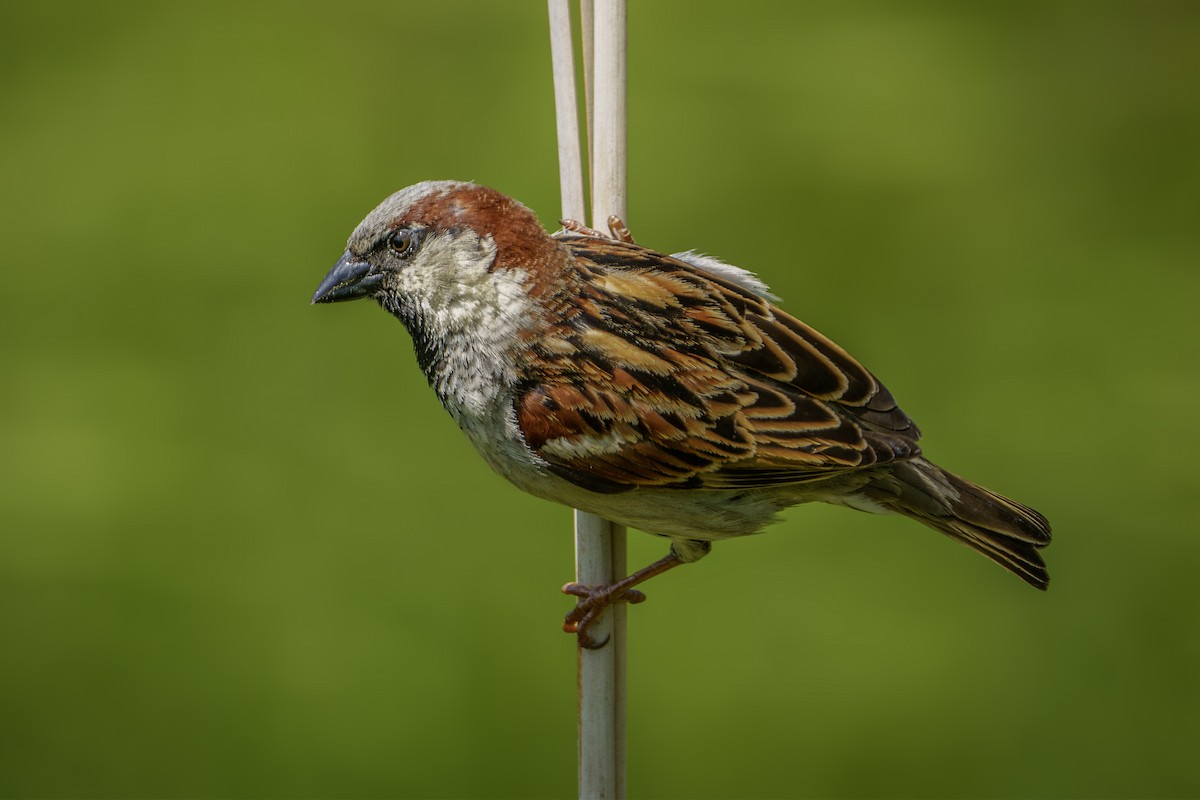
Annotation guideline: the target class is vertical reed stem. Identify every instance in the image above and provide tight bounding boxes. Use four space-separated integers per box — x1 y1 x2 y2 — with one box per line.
588 3 628 797
548 2 628 797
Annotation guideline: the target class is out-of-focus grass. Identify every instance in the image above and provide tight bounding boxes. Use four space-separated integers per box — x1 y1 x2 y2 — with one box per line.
1 2 1198 797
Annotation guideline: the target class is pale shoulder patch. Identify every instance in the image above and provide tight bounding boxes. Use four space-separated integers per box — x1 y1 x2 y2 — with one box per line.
670 250 781 302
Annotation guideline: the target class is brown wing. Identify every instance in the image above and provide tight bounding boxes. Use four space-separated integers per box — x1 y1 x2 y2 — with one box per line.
514 237 921 492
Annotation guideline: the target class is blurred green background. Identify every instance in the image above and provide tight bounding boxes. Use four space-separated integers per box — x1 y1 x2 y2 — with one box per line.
2 1 1198 798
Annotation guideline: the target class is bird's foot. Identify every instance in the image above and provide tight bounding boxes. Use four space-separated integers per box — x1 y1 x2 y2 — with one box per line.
561 582 647 649
559 216 636 243
559 550 686 649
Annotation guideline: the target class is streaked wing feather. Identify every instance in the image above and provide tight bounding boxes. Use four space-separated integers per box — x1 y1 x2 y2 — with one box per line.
515 237 922 491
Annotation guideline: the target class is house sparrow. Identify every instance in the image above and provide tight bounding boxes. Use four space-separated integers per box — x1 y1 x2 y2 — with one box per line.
312 180 1052 647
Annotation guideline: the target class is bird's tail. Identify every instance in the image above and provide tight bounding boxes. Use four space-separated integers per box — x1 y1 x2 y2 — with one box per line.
865 458 1053 589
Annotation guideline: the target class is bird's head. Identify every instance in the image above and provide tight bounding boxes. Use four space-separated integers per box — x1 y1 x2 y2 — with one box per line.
311 180 561 312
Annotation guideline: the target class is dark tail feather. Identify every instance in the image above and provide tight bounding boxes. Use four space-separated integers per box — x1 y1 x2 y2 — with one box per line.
867 458 1053 589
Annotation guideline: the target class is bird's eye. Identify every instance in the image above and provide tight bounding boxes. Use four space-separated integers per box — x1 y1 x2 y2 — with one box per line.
387 228 420 257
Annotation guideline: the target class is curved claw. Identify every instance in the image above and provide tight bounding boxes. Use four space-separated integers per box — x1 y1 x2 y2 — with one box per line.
561 582 591 600
577 630 610 650
606 215 635 243
561 582 649 649
559 218 605 238
559 217 636 244
565 604 610 649
558 550 687 649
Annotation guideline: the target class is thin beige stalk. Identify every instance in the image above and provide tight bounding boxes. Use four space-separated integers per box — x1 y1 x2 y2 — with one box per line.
548 2 628 797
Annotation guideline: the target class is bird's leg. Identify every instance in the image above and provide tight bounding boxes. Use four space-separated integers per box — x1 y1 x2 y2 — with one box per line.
562 550 685 649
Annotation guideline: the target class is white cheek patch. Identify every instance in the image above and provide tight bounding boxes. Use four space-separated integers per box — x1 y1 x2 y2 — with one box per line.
395 232 535 419
398 231 498 301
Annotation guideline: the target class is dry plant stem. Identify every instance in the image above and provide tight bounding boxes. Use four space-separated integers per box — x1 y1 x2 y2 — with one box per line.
573 509 619 799
590 0 627 226
609 519 628 800
547 0 585 222
587 3 629 798
580 0 595 189
549 1 627 798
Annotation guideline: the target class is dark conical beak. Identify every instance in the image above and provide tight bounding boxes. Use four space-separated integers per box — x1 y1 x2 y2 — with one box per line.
311 251 383 304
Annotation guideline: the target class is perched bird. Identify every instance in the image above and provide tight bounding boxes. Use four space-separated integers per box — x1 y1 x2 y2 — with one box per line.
312 180 1052 647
